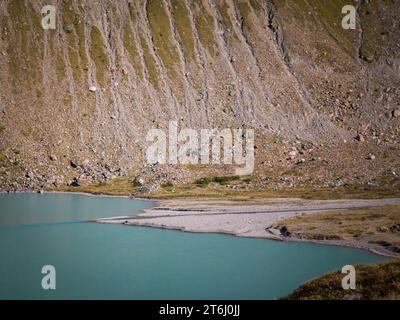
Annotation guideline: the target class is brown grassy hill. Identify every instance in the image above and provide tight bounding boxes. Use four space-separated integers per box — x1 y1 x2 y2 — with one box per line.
283 259 400 300
0 0 399 191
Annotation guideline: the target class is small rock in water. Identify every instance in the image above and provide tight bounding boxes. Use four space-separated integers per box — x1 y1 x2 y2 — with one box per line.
88 85 97 92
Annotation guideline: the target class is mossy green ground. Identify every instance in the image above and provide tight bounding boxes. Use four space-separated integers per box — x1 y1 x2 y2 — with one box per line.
123 23 143 77
171 0 196 62
61 3 88 83
7 1 43 87
147 0 180 87
90 26 110 86
195 2 217 56
139 33 159 88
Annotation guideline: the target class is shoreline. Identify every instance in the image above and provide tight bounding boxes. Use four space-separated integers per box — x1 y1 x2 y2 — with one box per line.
113 222 397 258
97 197 400 258
0 190 157 203
2 190 398 258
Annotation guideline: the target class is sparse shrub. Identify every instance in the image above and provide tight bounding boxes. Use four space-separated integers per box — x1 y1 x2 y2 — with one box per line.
195 175 240 187
195 177 212 188
212 176 240 184
161 182 174 191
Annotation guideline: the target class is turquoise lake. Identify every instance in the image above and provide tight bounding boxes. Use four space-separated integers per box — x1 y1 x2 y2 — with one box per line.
0 193 387 299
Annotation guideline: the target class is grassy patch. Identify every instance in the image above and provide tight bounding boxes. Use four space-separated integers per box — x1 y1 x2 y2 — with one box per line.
195 175 241 187
161 182 174 192
195 3 217 56
150 183 400 200
61 3 88 83
282 169 303 177
302 0 357 57
271 133 284 144
249 0 262 12
7 1 42 87
274 0 358 62
147 0 181 88
51 177 400 202
50 178 136 196
217 1 233 31
279 206 400 252
90 26 110 87
55 51 67 81
123 23 142 77
171 0 196 62
238 1 252 23
283 259 400 300
139 33 159 88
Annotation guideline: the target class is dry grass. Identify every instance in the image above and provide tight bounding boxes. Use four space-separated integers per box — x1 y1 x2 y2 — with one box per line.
279 206 400 252
283 259 400 300
150 183 400 200
51 176 400 201
51 178 137 196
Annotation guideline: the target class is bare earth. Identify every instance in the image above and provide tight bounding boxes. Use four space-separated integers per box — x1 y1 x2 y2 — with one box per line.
96 197 400 258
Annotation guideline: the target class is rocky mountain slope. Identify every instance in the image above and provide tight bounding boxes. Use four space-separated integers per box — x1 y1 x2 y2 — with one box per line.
0 0 399 191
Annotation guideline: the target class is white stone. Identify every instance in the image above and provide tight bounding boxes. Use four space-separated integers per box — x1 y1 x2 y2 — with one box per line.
288 150 297 158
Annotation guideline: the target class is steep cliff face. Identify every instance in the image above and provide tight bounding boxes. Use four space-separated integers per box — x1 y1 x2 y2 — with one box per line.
0 0 399 190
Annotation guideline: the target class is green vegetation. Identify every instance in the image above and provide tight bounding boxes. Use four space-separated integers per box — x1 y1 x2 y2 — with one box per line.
7 1 42 87
238 1 252 24
282 169 303 177
147 0 181 89
161 182 174 191
123 24 142 77
51 176 400 202
151 183 400 200
171 0 196 62
90 26 110 86
216 1 240 44
196 3 217 56
195 175 241 187
249 0 262 13
283 259 400 300
61 3 88 83
274 0 358 62
279 206 400 253
139 33 159 88
55 52 67 81
217 1 233 32
52 178 137 196
271 133 284 144
127 2 137 22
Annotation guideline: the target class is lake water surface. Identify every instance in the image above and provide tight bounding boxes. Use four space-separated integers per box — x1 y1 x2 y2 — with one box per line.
0 193 387 299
